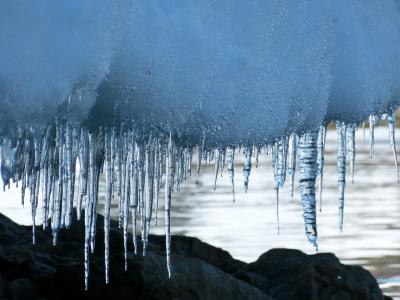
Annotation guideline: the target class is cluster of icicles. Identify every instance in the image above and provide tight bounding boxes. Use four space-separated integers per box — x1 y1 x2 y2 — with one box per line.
0 111 398 290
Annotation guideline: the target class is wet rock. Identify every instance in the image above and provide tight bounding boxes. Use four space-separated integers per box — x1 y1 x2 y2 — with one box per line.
0 212 390 300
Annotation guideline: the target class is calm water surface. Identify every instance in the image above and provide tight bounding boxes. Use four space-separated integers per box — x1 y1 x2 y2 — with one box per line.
1 127 399 298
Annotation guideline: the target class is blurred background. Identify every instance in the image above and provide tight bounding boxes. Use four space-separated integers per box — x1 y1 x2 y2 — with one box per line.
1 124 399 298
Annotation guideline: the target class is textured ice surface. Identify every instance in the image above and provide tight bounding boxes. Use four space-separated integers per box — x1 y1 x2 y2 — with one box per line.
1 0 400 289
0 0 120 123
0 1 399 141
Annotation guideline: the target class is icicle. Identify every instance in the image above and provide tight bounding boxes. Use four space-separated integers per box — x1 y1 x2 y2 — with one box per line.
362 122 366 144
61 126 69 228
90 129 104 253
52 123 63 246
154 140 161 226
144 136 155 256
104 130 112 284
298 130 319 250
388 112 399 183
316 125 326 211
336 121 347 232
65 125 77 229
347 124 356 183
30 136 40 245
123 135 131 270
119 135 127 231
115 134 123 228
288 134 297 198
84 132 95 290
272 137 288 233
226 146 235 202
213 148 220 190
5 111 400 290
182 148 188 180
20 131 27 207
243 146 252 193
196 134 205 184
255 146 260 168
273 138 288 188
219 148 225 175
165 133 174 278
369 115 379 158
137 144 146 256
175 147 184 192
0 139 16 191
131 142 139 254
146 138 155 244
77 130 89 221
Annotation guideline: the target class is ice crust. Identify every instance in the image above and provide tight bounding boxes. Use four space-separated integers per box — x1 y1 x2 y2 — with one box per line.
0 1 399 142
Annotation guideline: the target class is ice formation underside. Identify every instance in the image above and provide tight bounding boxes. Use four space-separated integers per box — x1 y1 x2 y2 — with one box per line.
1 0 400 290
0 114 399 289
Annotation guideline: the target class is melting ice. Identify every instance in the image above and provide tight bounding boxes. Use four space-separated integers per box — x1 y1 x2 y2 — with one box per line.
1 0 400 290
0 115 398 289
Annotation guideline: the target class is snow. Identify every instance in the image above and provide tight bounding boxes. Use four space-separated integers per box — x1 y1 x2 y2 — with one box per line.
0 1 399 142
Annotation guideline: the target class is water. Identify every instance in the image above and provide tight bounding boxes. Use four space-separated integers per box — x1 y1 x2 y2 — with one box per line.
149 126 400 298
0 127 399 298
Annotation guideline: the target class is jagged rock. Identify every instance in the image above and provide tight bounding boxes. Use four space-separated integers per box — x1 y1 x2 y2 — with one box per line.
0 212 391 300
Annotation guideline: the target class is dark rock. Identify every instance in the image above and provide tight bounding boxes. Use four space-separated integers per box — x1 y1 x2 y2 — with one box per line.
8 278 38 300
0 212 390 300
242 249 387 300
0 274 8 299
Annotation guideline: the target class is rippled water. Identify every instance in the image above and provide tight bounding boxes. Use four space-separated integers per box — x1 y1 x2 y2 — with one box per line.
1 126 399 298
151 126 400 298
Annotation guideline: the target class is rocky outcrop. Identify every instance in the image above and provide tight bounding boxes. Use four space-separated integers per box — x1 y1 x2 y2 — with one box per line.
0 213 391 300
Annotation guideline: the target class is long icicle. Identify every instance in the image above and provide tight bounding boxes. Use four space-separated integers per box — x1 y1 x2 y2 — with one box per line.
65 126 77 229
317 125 326 211
336 121 347 232
288 134 297 198
52 122 63 246
77 130 89 221
154 139 161 225
243 146 252 193
369 115 379 158
144 136 155 256
104 130 112 284
131 142 139 254
165 132 174 278
273 137 288 234
298 130 319 250
90 128 104 253
84 132 95 291
31 136 40 244
347 124 356 183
40 125 53 229
213 148 220 190
123 135 131 270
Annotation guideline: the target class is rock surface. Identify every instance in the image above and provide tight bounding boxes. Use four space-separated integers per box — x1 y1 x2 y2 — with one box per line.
0 212 391 300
